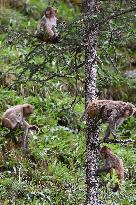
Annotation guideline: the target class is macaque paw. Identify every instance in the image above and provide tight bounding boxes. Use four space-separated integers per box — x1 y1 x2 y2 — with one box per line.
52 34 60 43
29 125 39 133
112 184 120 192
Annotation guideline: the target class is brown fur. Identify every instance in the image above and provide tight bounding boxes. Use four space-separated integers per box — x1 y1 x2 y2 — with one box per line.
2 104 33 129
36 7 58 42
97 146 124 192
2 104 39 150
82 100 136 140
83 100 136 120
100 146 124 181
44 7 57 18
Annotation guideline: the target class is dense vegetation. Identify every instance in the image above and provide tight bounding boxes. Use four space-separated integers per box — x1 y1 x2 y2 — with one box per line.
0 0 136 204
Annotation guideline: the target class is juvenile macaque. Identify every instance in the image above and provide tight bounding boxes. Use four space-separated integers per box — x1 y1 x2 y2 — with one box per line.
36 7 59 43
96 146 124 192
82 100 136 141
2 104 39 149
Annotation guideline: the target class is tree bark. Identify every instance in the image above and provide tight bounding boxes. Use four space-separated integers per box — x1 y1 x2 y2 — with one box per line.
82 1 101 204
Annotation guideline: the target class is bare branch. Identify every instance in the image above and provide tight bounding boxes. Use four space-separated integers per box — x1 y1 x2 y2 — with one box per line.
101 7 136 25
101 139 136 144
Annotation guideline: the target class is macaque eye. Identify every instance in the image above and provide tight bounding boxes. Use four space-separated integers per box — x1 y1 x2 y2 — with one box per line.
46 11 50 15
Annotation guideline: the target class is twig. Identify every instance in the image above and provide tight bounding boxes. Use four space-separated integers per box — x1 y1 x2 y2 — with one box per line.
100 7 136 25
101 139 136 144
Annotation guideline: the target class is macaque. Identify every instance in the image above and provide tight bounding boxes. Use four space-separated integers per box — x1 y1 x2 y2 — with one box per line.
82 100 136 141
96 146 124 192
36 7 59 43
2 104 39 150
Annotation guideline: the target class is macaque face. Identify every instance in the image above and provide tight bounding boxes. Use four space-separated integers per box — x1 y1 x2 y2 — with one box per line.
23 104 34 117
45 7 56 18
100 146 111 158
124 109 131 118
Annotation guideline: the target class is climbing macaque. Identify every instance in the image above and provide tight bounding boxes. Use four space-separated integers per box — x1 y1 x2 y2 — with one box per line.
82 100 136 141
36 7 59 43
2 104 39 149
96 146 124 192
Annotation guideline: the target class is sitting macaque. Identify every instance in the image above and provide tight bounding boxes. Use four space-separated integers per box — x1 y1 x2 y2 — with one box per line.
2 104 39 150
82 100 136 141
36 7 59 43
96 146 124 192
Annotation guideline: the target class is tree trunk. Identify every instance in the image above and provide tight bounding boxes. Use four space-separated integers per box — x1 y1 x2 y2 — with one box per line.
82 1 101 204
0 0 8 8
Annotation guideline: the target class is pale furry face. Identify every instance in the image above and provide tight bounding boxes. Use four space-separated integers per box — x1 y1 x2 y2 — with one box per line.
45 7 56 18
124 110 131 117
23 104 34 117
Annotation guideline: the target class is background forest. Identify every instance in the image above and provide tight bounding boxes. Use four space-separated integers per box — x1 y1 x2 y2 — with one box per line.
0 0 136 204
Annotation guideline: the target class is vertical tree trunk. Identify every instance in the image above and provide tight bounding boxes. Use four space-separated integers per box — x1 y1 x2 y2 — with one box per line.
0 0 8 9
82 1 101 204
